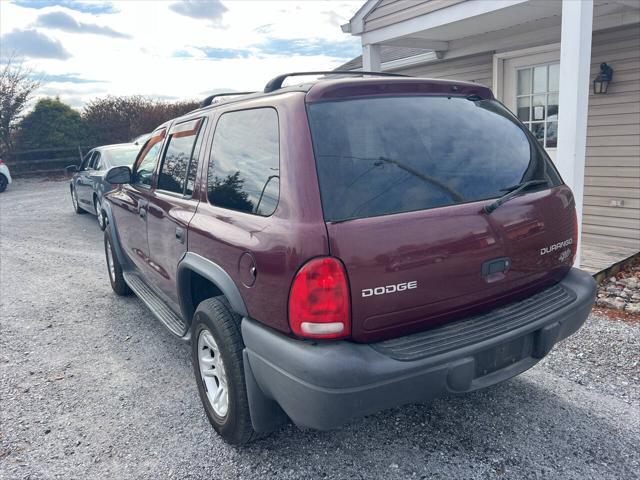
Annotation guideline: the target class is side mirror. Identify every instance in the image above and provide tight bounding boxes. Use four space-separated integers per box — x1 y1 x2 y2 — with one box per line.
105 166 132 185
65 164 79 174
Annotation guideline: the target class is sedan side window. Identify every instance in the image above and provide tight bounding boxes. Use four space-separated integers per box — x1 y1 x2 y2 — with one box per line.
80 151 93 171
89 152 101 170
132 129 166 188
93 153 102 171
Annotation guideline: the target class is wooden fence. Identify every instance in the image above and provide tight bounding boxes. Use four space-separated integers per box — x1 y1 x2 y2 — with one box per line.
3 146 96 176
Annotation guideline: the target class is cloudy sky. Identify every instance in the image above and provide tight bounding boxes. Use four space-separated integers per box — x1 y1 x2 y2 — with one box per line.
0 0 362 108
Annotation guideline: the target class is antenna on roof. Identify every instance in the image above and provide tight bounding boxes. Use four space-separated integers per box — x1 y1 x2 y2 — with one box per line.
200 92 257 108
263 70 409 93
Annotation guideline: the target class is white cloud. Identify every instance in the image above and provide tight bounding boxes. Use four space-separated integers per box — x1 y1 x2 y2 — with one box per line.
36 10 130 38
2 0 361 108
169 0 227 22
1 28 71 59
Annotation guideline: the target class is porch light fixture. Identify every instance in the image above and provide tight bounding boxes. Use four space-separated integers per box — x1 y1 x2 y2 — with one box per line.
593 63 613 95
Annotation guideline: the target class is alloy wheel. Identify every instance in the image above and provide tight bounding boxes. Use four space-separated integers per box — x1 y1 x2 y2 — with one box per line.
197 329 229 417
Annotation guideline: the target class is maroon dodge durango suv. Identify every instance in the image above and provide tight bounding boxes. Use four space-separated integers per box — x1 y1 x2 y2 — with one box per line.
101 72 597 444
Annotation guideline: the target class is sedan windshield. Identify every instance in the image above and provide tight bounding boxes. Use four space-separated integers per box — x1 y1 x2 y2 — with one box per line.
307 96 561 222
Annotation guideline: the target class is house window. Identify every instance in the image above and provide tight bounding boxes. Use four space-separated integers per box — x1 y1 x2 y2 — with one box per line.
516 63 559 148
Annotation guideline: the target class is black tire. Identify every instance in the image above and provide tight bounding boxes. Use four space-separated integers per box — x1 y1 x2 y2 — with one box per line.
104 230 131 296
71 186 84 214
192 297 257 445
94 196 107 231
0 174 7 193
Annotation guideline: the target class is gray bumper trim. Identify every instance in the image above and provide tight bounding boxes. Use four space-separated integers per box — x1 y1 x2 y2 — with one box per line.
242 268 596 431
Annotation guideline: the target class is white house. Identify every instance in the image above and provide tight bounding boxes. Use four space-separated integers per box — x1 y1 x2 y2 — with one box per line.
340 0 640 272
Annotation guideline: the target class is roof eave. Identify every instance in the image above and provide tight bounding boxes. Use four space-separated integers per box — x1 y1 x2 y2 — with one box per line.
346 0 380 36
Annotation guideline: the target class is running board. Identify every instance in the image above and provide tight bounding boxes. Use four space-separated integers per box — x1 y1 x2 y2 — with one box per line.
123 272 188 337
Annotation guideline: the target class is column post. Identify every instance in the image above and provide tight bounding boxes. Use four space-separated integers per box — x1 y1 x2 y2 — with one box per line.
362 43 382 71
556 0 594 267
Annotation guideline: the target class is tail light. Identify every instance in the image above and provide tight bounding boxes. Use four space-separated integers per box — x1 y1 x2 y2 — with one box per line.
0 159 4 165
288 257 351 339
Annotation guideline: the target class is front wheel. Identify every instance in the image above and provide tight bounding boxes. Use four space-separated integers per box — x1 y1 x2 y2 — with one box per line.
192 297 257 445
0 174 8 193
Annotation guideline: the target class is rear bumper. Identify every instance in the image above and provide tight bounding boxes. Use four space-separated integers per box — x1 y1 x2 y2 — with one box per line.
242 268 596 431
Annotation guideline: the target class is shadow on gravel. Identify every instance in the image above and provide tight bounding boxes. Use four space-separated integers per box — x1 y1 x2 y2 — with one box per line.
231 375 636 478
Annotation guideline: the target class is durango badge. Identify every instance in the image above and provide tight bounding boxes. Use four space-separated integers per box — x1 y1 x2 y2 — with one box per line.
540 238 573 256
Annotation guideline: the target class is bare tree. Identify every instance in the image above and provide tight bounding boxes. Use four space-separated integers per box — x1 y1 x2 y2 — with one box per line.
0 56 40 155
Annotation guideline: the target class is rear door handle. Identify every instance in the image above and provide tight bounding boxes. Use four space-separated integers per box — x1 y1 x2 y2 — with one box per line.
175 227 185 244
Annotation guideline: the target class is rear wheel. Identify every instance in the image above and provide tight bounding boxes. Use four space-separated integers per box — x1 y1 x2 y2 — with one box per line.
0 174 8 193
104 230 131 295
192 297 257 445
71 186 84 214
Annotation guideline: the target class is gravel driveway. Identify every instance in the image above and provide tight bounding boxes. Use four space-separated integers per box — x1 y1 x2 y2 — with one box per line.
1 179 639 480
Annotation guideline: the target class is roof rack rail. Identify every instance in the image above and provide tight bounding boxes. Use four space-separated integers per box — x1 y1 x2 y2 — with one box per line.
200 92 257 107
263 70 409 93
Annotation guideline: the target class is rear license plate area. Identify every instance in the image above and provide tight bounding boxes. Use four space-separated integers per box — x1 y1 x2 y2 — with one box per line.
475 334 533 378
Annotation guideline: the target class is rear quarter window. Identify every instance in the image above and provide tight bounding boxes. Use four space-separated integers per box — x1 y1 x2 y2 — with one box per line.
207 108 280 216
307 96 560 222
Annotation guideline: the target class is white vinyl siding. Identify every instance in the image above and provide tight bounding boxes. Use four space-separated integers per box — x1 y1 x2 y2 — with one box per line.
583 24 640 249
397 52 494 87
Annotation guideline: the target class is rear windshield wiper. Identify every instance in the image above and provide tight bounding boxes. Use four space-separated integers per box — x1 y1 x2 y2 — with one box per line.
483 179 548 215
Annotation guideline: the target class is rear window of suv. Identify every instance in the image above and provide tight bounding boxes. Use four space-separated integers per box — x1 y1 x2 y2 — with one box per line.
307 96 561 222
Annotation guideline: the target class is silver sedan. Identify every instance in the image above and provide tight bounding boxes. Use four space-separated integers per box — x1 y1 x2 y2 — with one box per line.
67 143 141 230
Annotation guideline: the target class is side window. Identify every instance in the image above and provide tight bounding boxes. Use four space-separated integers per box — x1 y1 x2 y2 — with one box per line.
133 129 166 187
80 151 93 171
157 118 204 195
186 118 207 196
207 108 279 216
91 152 102 170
